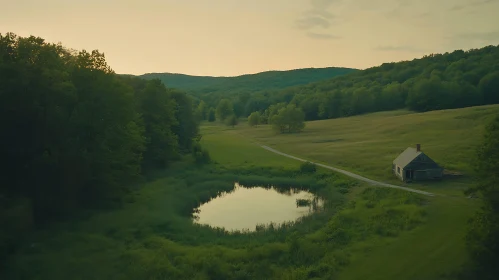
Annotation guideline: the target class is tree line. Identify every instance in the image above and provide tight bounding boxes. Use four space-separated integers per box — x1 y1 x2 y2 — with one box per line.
464 114 499 280
0 33 202 260
140 67 357 100
197 98 306 133
193 45 499 121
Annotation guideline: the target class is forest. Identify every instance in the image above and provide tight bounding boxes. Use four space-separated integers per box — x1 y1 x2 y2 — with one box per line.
139 67 357 106
0 33 202 262
188 45 499 122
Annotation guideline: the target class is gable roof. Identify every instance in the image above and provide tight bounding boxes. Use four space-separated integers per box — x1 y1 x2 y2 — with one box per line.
393 147 422 168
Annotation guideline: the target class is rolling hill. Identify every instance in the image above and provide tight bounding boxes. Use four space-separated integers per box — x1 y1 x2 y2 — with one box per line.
138 67 358 95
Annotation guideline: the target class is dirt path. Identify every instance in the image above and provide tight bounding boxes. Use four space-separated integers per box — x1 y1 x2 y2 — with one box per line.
261 145 435 197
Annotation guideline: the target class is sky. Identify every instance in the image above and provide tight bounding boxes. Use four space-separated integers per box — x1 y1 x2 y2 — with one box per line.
1 0 498 76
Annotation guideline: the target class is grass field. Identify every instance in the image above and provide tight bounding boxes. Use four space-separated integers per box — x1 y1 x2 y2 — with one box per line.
199 105 499 279
231 105 499 196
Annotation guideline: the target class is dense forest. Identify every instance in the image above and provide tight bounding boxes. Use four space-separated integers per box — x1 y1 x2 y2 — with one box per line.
188 45 499 121
139 67 357 109
0 33 202 262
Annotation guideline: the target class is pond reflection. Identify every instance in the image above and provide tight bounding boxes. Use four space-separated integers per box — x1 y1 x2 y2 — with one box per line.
193 183 324 232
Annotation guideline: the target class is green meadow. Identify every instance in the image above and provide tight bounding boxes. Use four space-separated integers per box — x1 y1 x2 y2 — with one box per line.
4 105 494 279
233 104 499 196
200 105 498 279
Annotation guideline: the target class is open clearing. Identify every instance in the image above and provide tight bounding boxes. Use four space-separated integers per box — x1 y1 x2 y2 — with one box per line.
232 105 499 196
200 105 499 279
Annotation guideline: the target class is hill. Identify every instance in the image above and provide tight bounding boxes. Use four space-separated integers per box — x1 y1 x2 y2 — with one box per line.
139 66 357 95
188 45 499 120
252 45 499 121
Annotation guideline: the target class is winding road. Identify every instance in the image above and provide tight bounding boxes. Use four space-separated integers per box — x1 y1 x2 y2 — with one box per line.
261 145 435 197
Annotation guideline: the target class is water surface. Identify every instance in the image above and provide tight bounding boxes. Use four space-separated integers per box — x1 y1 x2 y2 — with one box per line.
193 183 324 232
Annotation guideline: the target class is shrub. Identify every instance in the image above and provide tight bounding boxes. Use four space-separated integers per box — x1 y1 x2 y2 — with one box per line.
192 143 211 165
300 161 317 173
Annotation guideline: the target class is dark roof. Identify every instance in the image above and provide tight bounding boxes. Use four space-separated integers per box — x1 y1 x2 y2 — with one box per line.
393 147 422 168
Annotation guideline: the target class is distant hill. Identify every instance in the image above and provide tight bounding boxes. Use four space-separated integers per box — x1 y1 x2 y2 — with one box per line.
238 45 499 120
138 67 358 95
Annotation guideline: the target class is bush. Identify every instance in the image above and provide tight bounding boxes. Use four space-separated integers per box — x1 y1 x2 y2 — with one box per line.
192 143 211 165
300 162 317 173
225 115 238 127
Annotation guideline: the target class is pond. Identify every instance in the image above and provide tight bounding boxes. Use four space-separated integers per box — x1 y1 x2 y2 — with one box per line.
193 183 324 232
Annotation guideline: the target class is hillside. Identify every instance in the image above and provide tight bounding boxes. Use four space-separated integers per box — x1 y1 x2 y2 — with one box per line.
199 105 499 279
139 66 357 96
233 104 499 195
200 105 499 279
190 45 499 120
259 45 499 120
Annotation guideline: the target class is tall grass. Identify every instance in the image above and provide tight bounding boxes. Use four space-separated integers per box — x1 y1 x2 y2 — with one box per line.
2 161 429 280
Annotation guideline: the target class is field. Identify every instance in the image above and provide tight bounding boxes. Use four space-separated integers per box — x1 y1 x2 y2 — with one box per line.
200 105 499 279
4 105 496 279
232 105 499 196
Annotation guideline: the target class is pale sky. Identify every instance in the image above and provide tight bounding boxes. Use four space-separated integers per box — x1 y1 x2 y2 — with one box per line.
1 0 498 76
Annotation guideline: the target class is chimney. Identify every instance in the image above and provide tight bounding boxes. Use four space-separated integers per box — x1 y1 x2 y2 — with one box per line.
416 144 421 152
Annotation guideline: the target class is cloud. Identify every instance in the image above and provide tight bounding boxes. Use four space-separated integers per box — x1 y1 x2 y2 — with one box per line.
373 45 427 52
306 32 341 40
294 0 343 39
295 16 331 29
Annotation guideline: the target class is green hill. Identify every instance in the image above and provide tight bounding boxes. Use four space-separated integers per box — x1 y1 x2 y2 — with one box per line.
180 45 499 120
139 67 357 95
248 45 499 120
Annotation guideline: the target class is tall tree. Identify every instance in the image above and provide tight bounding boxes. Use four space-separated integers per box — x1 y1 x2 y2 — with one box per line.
215 99 234 121
0 33 201 261
271 104 306 133
195 100 208 121
478 72 499 105
171 90 199 153
465 115 499 279
207 108 216 122
248 111 261 127
134 79 179 168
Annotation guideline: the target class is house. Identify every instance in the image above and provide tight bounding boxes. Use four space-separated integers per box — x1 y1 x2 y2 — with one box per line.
392 144 443 182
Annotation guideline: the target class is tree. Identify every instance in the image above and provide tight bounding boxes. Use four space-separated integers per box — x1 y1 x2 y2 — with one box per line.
0 32 201 260
478 72 499 105
248 111 261 127
465 115 499 279
226 114 238 128
171 90 199 153
207 108 216 122
216 99 234 121
270 104 305 133
262 102 287 124
133 79 178 168
195 100 208 121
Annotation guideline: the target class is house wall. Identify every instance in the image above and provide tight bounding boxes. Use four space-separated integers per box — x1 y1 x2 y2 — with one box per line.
393 163 404 181
406 166 443 181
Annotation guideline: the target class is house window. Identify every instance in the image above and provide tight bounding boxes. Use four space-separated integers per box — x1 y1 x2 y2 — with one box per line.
397 167 400 174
